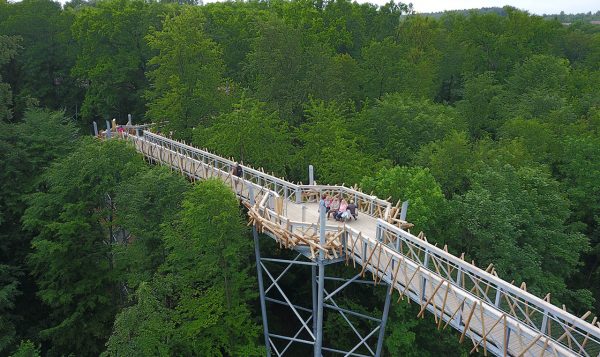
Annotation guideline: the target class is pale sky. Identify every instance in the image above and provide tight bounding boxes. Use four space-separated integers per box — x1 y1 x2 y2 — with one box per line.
405 0 598 15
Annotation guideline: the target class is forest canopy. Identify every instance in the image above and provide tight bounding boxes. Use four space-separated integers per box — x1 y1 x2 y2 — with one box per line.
1 0 600 355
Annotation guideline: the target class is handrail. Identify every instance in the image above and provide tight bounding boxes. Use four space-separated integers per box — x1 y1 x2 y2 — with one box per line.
142 131 392 220
375 219 600 353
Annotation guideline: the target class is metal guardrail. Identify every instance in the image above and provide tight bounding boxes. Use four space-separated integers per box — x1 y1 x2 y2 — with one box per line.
141 131 392 221
371 220 600 356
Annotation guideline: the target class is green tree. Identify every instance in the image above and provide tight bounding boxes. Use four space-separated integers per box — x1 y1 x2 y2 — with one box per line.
0 109 79 354
9 340 40 357
557 135 600 310
193 95 292 176
0 265 21 353
0 0 79 118
498 117 560 164
449 7 562 78
23 139 146 356
201 2 266 83
448 164 591 306
415 131 473 197
360 37 403 99
394 15 443 99
456 72 506 139
361 166 446 233
244 16 346 124
71 0 167 124
145 6 227 140
103 282 175 357
357 94 466 165
160 180 263 355
0 35 20 121
113 166 189 289
503 55 572 120
294 99 384 185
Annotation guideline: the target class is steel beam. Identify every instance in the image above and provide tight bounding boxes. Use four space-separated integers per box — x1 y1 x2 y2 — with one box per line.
375 284 393 356
312 265 318 334
261 257 317 267
264 297 313 313
323 288 376 356
324 273 362 301
254 226 271 356
314 206 326 357
344 326 381 357
250 185 271 356
323 303 382 323
281 314 315 355
262 262 316 340
324 276 382 286
264 255 307 296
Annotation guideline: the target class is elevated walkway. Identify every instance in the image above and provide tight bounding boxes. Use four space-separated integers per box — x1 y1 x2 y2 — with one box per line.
121 130 600 357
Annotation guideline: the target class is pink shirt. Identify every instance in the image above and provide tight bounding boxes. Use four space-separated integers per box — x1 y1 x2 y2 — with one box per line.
339 201 348 212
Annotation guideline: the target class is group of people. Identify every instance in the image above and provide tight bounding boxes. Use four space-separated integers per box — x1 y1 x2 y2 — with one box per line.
320 194 358 222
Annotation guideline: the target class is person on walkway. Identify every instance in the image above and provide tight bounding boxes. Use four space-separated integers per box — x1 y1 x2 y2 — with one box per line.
328 196 340 219
347 201 358 220
233 163 243 177
319 194 327 212
324 195 333 214
335 199 348 221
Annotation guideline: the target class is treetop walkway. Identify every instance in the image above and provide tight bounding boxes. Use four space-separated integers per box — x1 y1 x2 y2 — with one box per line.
117 128 600 357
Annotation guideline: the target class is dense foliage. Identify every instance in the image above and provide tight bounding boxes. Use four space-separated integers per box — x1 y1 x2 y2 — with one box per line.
1 0 600 355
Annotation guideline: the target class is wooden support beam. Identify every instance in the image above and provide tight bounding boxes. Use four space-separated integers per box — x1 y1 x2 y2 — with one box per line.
437 282 450 329
359 241 380 278
417 280 446 318
459 300 479 344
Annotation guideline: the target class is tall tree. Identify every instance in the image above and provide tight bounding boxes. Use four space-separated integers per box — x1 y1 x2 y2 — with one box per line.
356 94 466 165
193 95 292 176
0 0 79 119
503 54 572 121
360 166 446 234
447 164 592 307
456 72 506 139
23 139 146 356
71 0 167 125
145 6 227 140
0 35 20 122
557 135 600 311
244 16 346 125
161 179 263 355
103 282 175 357
113 166 189 289
294 99 385 185
0 109 79 355
414 131 473 197
107 180 264 356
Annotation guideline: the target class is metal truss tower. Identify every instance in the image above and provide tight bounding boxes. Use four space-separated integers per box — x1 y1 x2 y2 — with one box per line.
251 194 393 357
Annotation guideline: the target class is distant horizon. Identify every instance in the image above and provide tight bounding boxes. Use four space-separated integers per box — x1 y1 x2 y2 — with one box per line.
9 0 600 16
195 0 597 16
404 0 598 16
